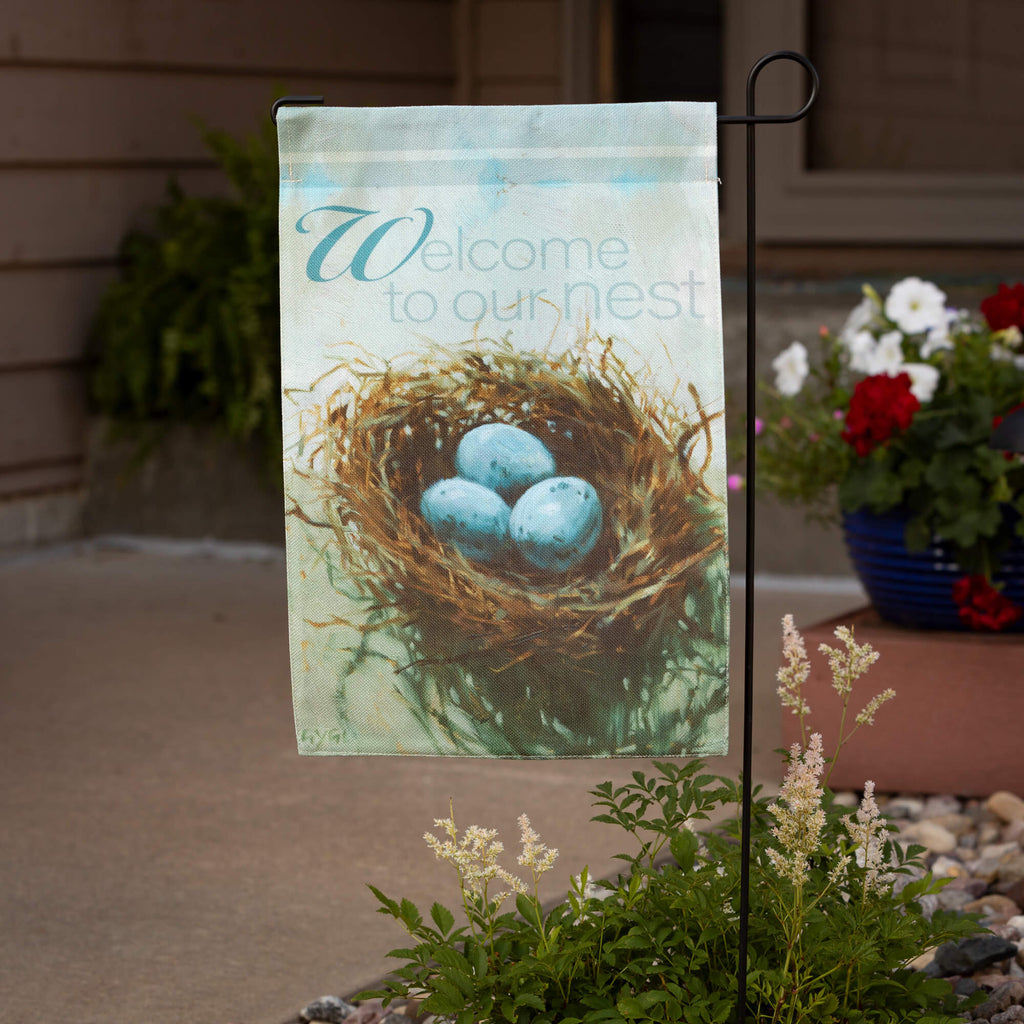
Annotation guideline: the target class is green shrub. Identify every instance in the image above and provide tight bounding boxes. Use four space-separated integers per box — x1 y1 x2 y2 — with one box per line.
362 619 984 1024
89 120 281 477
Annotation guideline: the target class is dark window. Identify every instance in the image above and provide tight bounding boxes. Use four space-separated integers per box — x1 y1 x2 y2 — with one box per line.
614 0 722 104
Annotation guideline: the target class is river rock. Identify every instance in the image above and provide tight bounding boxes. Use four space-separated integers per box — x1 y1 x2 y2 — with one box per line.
900 820 958 854
983 843 1022 862
936 936 1019 977
886 796 925 819
965 896 1023 922
981 822 1007 845
976 972 1014 990
933 854 967 878
931 813 977 837
346 1001 399 1024
1003 879 1024 908
924 795 964 818
975 858 1007 884
971 980 1024 1020
948 876 991 898
300 996 357 1023
999 856 1024 886
992 1007 1024 1024
988 793 1024 824
940 887 979 912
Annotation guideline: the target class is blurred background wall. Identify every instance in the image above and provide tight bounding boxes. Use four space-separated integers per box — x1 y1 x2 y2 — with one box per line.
3 0 1023 573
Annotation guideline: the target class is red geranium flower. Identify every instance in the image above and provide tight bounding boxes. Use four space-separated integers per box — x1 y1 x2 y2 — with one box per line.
952 574 1023 631
980 282 1024 332
841 373 920 457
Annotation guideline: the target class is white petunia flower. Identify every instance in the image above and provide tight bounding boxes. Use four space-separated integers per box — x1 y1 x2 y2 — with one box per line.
840 296 877 344
903 363 940 403
884 277 947 335
844 329 877 374
772 341 809 396
868 330 905 376
920 309 958 357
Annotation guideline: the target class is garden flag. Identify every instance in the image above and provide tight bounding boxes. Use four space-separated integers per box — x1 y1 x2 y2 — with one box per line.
278 102 729 758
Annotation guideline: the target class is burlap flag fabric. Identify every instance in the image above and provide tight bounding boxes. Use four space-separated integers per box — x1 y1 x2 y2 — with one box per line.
278 102 729 757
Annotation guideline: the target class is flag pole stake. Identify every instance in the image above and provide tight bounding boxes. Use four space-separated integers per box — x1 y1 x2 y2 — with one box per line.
718 50 819 1024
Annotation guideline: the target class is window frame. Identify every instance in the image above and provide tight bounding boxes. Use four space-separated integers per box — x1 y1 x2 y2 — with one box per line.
721 0 1024 245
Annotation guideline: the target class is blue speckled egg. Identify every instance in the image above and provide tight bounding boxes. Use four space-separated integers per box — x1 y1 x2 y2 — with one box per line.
509 477 603 572
455 423 557 501
420 478 511 564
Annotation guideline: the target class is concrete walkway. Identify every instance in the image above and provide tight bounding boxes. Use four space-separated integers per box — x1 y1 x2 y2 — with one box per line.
0 540 864 1024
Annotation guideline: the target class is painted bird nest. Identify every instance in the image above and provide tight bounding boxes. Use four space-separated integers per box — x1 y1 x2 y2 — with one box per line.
292 336 728 756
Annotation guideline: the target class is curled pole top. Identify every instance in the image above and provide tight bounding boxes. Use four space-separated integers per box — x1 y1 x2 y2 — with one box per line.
271 53 817 128
717 50 819 125
272 95 324 125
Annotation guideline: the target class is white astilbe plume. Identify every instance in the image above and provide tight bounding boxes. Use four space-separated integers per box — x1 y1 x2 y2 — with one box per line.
776 614 811 718
424 811 527 902
844 780 891 895
818 626 880 698
767 733 826 887
517 813 558 875
856 687 896 727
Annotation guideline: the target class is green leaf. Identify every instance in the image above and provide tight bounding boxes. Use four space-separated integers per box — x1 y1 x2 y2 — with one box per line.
421 978 468 1014
616 992 645 1019
384 947 418 960
466 940 487 978
368 885 400 916
399 897 422 931
430 901 455 936
432 948 475 997
515 992 546 1011
903 514 932 552
516 892 543 929
635 991 672 1010
670 828 699 873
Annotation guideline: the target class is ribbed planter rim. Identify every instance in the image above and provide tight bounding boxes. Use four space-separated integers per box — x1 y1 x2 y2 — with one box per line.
841 508 1024 632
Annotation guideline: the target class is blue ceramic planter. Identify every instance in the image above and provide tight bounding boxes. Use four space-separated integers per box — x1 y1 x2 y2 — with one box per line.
842 509 1024 631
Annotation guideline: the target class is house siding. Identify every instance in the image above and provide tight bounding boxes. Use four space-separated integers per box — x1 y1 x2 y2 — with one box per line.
0 0 456 515
1 0 578 545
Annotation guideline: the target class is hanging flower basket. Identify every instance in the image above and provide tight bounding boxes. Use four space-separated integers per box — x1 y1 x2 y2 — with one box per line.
842 508 1024 631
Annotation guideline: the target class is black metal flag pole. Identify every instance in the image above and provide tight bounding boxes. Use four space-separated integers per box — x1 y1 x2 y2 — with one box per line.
272 56 818 1022
718 51 819 1023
